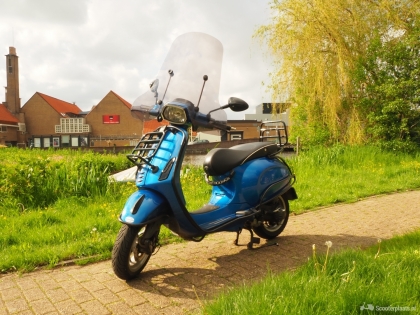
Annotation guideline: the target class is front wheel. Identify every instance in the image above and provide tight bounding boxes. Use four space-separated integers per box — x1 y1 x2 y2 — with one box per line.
112 224 157 280
253 195 289 239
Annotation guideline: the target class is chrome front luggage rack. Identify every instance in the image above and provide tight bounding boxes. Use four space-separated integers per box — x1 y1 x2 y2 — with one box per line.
126 130 165 172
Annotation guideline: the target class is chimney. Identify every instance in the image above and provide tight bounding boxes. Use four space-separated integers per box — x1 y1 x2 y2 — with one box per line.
5 46 20 114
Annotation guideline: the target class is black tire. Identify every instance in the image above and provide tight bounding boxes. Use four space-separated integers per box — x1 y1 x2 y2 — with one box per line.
112 225 152 280
253 195 289 239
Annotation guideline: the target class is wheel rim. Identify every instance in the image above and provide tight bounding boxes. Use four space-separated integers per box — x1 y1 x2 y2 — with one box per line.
128 227 150 273
262 198 287 232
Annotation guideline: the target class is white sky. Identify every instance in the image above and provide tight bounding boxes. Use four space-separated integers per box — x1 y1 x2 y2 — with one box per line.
0 0 275 119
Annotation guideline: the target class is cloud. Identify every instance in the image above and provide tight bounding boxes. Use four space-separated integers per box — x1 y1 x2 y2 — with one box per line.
0 0 88 25
0 0 274 119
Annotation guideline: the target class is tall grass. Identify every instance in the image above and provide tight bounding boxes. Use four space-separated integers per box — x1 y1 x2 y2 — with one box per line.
203 229 420 314
0 148 132 210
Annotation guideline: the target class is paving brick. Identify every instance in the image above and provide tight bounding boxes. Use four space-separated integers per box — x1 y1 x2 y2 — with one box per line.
80 300 110 315
80 279 106 292
91 288 120 305
0 278 15 291
30 298 56 314
4 297 30 313
37 279 60 292
55 299 82 315
68 289 94 304
103 279 132 294
16 277 38 291
1 286 23 301
132 301 161 315
23 287 47 302
58 279 83 292
46 288 71 304
106 302 137 315
117 289 147 307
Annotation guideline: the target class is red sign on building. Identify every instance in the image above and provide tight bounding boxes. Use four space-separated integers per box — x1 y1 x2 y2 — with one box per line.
103 115 120 124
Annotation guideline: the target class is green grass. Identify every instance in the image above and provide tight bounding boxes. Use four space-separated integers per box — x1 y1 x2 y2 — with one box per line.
0 191 183 273
287 145 420 213
0 193 129 272
1 145 420 272
202 229 420 314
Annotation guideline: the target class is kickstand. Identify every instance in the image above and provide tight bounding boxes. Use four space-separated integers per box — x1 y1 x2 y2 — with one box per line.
233 229 242 246
234 228 279 250
234 228 261 250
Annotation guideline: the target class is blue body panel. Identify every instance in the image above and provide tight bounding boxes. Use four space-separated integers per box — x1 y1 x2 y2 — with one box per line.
190 157 292 231
132 126 204 237
119 189 169 225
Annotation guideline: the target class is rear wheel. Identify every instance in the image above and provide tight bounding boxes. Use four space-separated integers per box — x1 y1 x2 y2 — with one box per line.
253 196 289 239
112 224 157 280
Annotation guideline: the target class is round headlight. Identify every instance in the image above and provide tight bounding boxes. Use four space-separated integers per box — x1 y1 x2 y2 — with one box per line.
162 105 187 124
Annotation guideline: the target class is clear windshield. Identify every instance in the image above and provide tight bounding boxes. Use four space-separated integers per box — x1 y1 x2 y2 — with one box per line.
131 32 226 124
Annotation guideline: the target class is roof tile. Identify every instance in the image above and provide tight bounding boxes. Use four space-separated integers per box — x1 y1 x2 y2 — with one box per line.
111 91 132 109
37 92 82 116
0 104 19 124
143 120 169 133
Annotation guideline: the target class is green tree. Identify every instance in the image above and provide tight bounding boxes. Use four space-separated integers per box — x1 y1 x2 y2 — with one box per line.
354 25 420 151
257 0 420 145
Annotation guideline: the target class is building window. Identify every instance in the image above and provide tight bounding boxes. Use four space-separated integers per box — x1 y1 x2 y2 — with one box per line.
0 126 7 132
62 135 70 147
34 138 41 148
103 115 120 124
55 118 90 133
230 132 243 141
43 138 51 148
80 136 88 147
53 137 60 148
71 137 79 147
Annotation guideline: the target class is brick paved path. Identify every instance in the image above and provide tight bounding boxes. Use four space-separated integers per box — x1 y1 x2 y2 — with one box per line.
1 190 420 315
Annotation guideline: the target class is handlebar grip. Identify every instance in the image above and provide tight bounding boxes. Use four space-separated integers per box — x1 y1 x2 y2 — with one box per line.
211 120 232 131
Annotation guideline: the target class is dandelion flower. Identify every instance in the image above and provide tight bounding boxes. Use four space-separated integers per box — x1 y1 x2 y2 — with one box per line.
325 241 332 248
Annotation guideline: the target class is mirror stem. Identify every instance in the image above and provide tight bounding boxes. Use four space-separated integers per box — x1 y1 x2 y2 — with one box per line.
161 69 174 103
196 75 208 111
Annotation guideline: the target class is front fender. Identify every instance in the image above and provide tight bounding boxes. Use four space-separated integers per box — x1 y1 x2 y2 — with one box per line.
119 189 170 226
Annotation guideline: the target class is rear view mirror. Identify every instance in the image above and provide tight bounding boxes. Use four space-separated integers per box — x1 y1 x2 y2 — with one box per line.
208 97 249 117
222 97 249 112
149 79 159 98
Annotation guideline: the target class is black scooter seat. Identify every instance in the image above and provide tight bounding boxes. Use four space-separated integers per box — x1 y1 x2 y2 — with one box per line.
203 142 279 176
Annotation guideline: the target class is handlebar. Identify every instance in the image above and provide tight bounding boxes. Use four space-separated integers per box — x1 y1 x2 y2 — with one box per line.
209 120 232 131
193 112 232 131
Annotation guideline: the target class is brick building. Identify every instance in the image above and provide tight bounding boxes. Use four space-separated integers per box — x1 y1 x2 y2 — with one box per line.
85 91 143 147
226 120 260 141
21 92 85 148
1 47 142 148
0 104 21 146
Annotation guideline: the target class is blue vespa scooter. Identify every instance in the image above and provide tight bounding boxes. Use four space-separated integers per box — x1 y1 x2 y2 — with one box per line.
112 32 297 280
